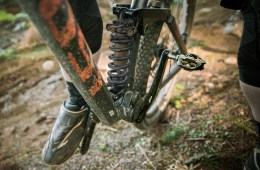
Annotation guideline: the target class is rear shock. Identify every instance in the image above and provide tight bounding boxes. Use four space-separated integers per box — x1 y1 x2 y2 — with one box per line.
106 10 136 99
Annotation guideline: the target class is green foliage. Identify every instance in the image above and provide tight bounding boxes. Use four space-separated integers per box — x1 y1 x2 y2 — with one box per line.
0 48 16 60
175 83 185 90
189 40 205 48
0 10 16 22
234 117 256 135
0 10 29 22
189 129 207 138
171 0 183 6
170 95 183 109
0 45 53 61
161 124 189 144
99 143 107 152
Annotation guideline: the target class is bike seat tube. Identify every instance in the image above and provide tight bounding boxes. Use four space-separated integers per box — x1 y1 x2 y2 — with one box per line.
130 0 148 9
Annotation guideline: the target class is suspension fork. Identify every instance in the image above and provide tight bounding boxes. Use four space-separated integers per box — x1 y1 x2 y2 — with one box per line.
17 0 119 125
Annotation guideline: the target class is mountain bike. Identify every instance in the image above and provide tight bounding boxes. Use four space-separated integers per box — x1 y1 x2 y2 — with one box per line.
17 0 205 154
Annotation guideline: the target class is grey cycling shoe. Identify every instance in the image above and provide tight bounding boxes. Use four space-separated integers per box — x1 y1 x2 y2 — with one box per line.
42 101 89 165
244 146 260 170
244 121 260 170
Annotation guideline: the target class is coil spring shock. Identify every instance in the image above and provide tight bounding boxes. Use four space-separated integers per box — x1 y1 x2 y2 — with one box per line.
106 11 136 99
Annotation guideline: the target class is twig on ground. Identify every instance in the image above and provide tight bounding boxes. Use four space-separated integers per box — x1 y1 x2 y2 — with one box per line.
225 140 236 150
189 163 201 170
137 144 157 170
176 111 180 124
186 112 192 124
186 138 206 141
103 154 113 161
112 162 120 170
156 139 161 160
235 121 256 135
184 153 207 165
99 125 118 132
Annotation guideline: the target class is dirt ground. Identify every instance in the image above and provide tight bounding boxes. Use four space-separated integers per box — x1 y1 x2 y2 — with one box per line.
0 1 257 170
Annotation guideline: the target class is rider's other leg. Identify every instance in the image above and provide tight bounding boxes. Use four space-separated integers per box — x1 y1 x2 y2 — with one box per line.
42 0 103 165
240 82 260 122
241 82 260 170
238 4 260 170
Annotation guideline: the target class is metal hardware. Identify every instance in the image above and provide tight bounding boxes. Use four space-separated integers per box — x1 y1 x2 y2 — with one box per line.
168 53 206 71
130 0 149 9
112 4 171 35
80 116 96 155
117 91 143 122
151 1 165 8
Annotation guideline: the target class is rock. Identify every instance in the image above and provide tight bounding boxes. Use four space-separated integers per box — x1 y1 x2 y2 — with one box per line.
217 83 224 89
23 126 30 132
201 72 213 80
224 57 237 65
4 126 16 135
206 82 215 89
199 8 212 14
35 116 47 124
18 24 43 49
37 130 48 136
42 60 55 72
239 110 245 116
45 116 55 124
10 127 16 134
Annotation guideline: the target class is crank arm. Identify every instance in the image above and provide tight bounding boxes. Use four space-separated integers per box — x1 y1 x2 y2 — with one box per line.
135 50 170 122
80 114 96 155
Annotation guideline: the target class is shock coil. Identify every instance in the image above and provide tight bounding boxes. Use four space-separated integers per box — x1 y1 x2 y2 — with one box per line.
106 12 136 98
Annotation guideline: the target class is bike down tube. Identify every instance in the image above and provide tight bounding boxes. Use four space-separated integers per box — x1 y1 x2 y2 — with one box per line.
159 15 190 88
18 0 118 125
167 15 188 55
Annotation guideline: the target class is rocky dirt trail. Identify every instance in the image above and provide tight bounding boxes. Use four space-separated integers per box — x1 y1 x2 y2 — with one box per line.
0 1 256 170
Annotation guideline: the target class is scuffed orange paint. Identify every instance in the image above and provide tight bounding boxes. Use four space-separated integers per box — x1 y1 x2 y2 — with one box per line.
67 52 81 74
89 72 103 96
77 26 94 81
39 0 76 48
80 66 93 81
78 29 91 64
39 0 103 96
68 52 94 82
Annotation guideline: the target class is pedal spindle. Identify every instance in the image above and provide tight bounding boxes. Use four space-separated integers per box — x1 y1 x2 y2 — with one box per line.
106 14 136 97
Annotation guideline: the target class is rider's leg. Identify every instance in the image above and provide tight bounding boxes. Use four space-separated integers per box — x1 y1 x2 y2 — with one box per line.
240 81 260 122
241 81 260 170
238 4 260 170
42 0 103 165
